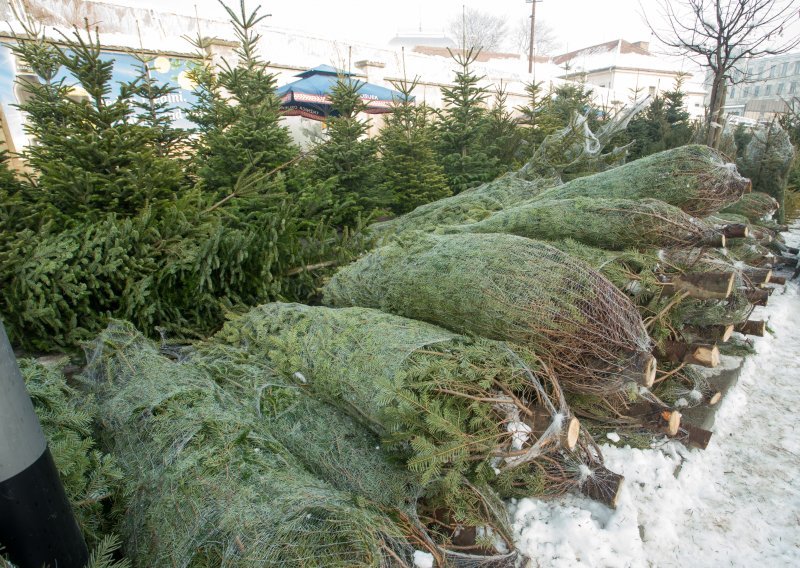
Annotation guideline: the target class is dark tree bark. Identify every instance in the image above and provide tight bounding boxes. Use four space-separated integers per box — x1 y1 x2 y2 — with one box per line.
645 0 800 149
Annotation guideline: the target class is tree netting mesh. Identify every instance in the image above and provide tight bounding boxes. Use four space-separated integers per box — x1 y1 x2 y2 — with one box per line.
83 322 418 568
720 191 780 222
213 304 571 490
531 144 751 217
444 197 720 250
211 303 626 513
517 99 647 182
323 232 653 396
371 176 558 238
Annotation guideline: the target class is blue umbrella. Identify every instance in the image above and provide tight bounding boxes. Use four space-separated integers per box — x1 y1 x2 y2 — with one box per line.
276 64 408 121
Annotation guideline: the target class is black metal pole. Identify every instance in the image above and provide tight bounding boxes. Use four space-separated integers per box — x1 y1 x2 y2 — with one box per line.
0 320 89 568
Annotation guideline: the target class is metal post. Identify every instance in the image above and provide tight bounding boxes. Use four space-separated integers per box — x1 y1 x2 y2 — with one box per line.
527 0 538 73
0 320 89 567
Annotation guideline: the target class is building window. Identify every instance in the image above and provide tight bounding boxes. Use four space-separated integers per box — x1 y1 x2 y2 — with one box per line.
765 84 772 96
790 82 797 94
729 87 735 99
782 62 789 76
795 62 800 75
743 86 750 97
754 85 760 96
777 83 784 95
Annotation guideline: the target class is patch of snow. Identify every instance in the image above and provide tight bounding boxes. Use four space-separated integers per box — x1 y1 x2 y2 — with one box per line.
507 421 532 451
512 224 800 567
606 432 620 443
413 550 434 568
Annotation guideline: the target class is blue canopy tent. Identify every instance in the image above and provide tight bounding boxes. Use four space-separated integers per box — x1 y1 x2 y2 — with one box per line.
276 64 408 121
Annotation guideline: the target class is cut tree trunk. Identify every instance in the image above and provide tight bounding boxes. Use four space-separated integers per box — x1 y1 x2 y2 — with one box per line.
736 320 766 337
685 324 734 343
742 268 772 285
741 287 769 306
721 224 750 238
579 466 624 509
681 423 714 450
770 275 787 285
524 406 580 451
659 272 735 300
776 255 798 268
658 341 720 368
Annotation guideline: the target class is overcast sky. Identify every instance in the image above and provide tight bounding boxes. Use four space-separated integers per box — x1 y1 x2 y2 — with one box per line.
102 0 657 52
99 0 800 65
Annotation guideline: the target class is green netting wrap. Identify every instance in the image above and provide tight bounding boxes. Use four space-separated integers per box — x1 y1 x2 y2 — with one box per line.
517 99 646 182
83 322 414 568
546 241 662 303
444 198 720 250
371 176 558 237
724 240 775 266
324 232 654 395
212 307 625 512
214 303 571 485
720 192 780 222
736 123 795 223
531 145 751 217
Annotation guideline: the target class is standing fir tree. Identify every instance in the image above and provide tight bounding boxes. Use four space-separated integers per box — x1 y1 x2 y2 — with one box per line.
516 80 546 152
378 76 450 214
9 20 184 221
435 48 496 193
484 83 524 174
187 0 297 198
307 75 384 227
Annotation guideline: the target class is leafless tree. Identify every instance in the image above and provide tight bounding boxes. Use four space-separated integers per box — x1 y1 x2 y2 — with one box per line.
513 17 562 56
448 7 507 53
645 0 800 148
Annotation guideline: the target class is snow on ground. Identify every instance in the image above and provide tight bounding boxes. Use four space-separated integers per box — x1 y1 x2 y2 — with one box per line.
511 225 800 567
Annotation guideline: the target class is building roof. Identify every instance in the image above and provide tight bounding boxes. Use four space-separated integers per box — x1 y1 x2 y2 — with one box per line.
388 33 457 49
412 46 539 63
553 40 651 66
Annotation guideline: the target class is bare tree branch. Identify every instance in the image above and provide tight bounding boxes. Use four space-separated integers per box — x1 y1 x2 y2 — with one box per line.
642 0 800 148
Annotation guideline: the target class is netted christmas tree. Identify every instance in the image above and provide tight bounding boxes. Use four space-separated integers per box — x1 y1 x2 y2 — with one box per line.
324 232 655 395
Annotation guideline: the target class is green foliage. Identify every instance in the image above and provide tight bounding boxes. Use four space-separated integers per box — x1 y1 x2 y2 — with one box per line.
0 3 363 351
307 76 385 226
435 48 497 193
187 0 297 198
533 144 750 217
9 23 184 222
214 302 564 534
735 122 795 222
378 76 451 214
324 231 652 395
626 80 694 160
20 359 123 549
483 83 524 174
447 197 715 251
85 322 409 567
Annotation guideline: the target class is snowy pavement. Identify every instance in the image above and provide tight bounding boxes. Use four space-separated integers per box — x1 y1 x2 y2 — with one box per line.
511 225 800 567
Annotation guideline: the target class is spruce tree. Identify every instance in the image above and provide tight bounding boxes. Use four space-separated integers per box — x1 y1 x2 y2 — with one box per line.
435 48 496 193
308 76 384 227
516 80 546 151
9 21 184 221
187 0 297 198
378 76 450 214
484 83 523 174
